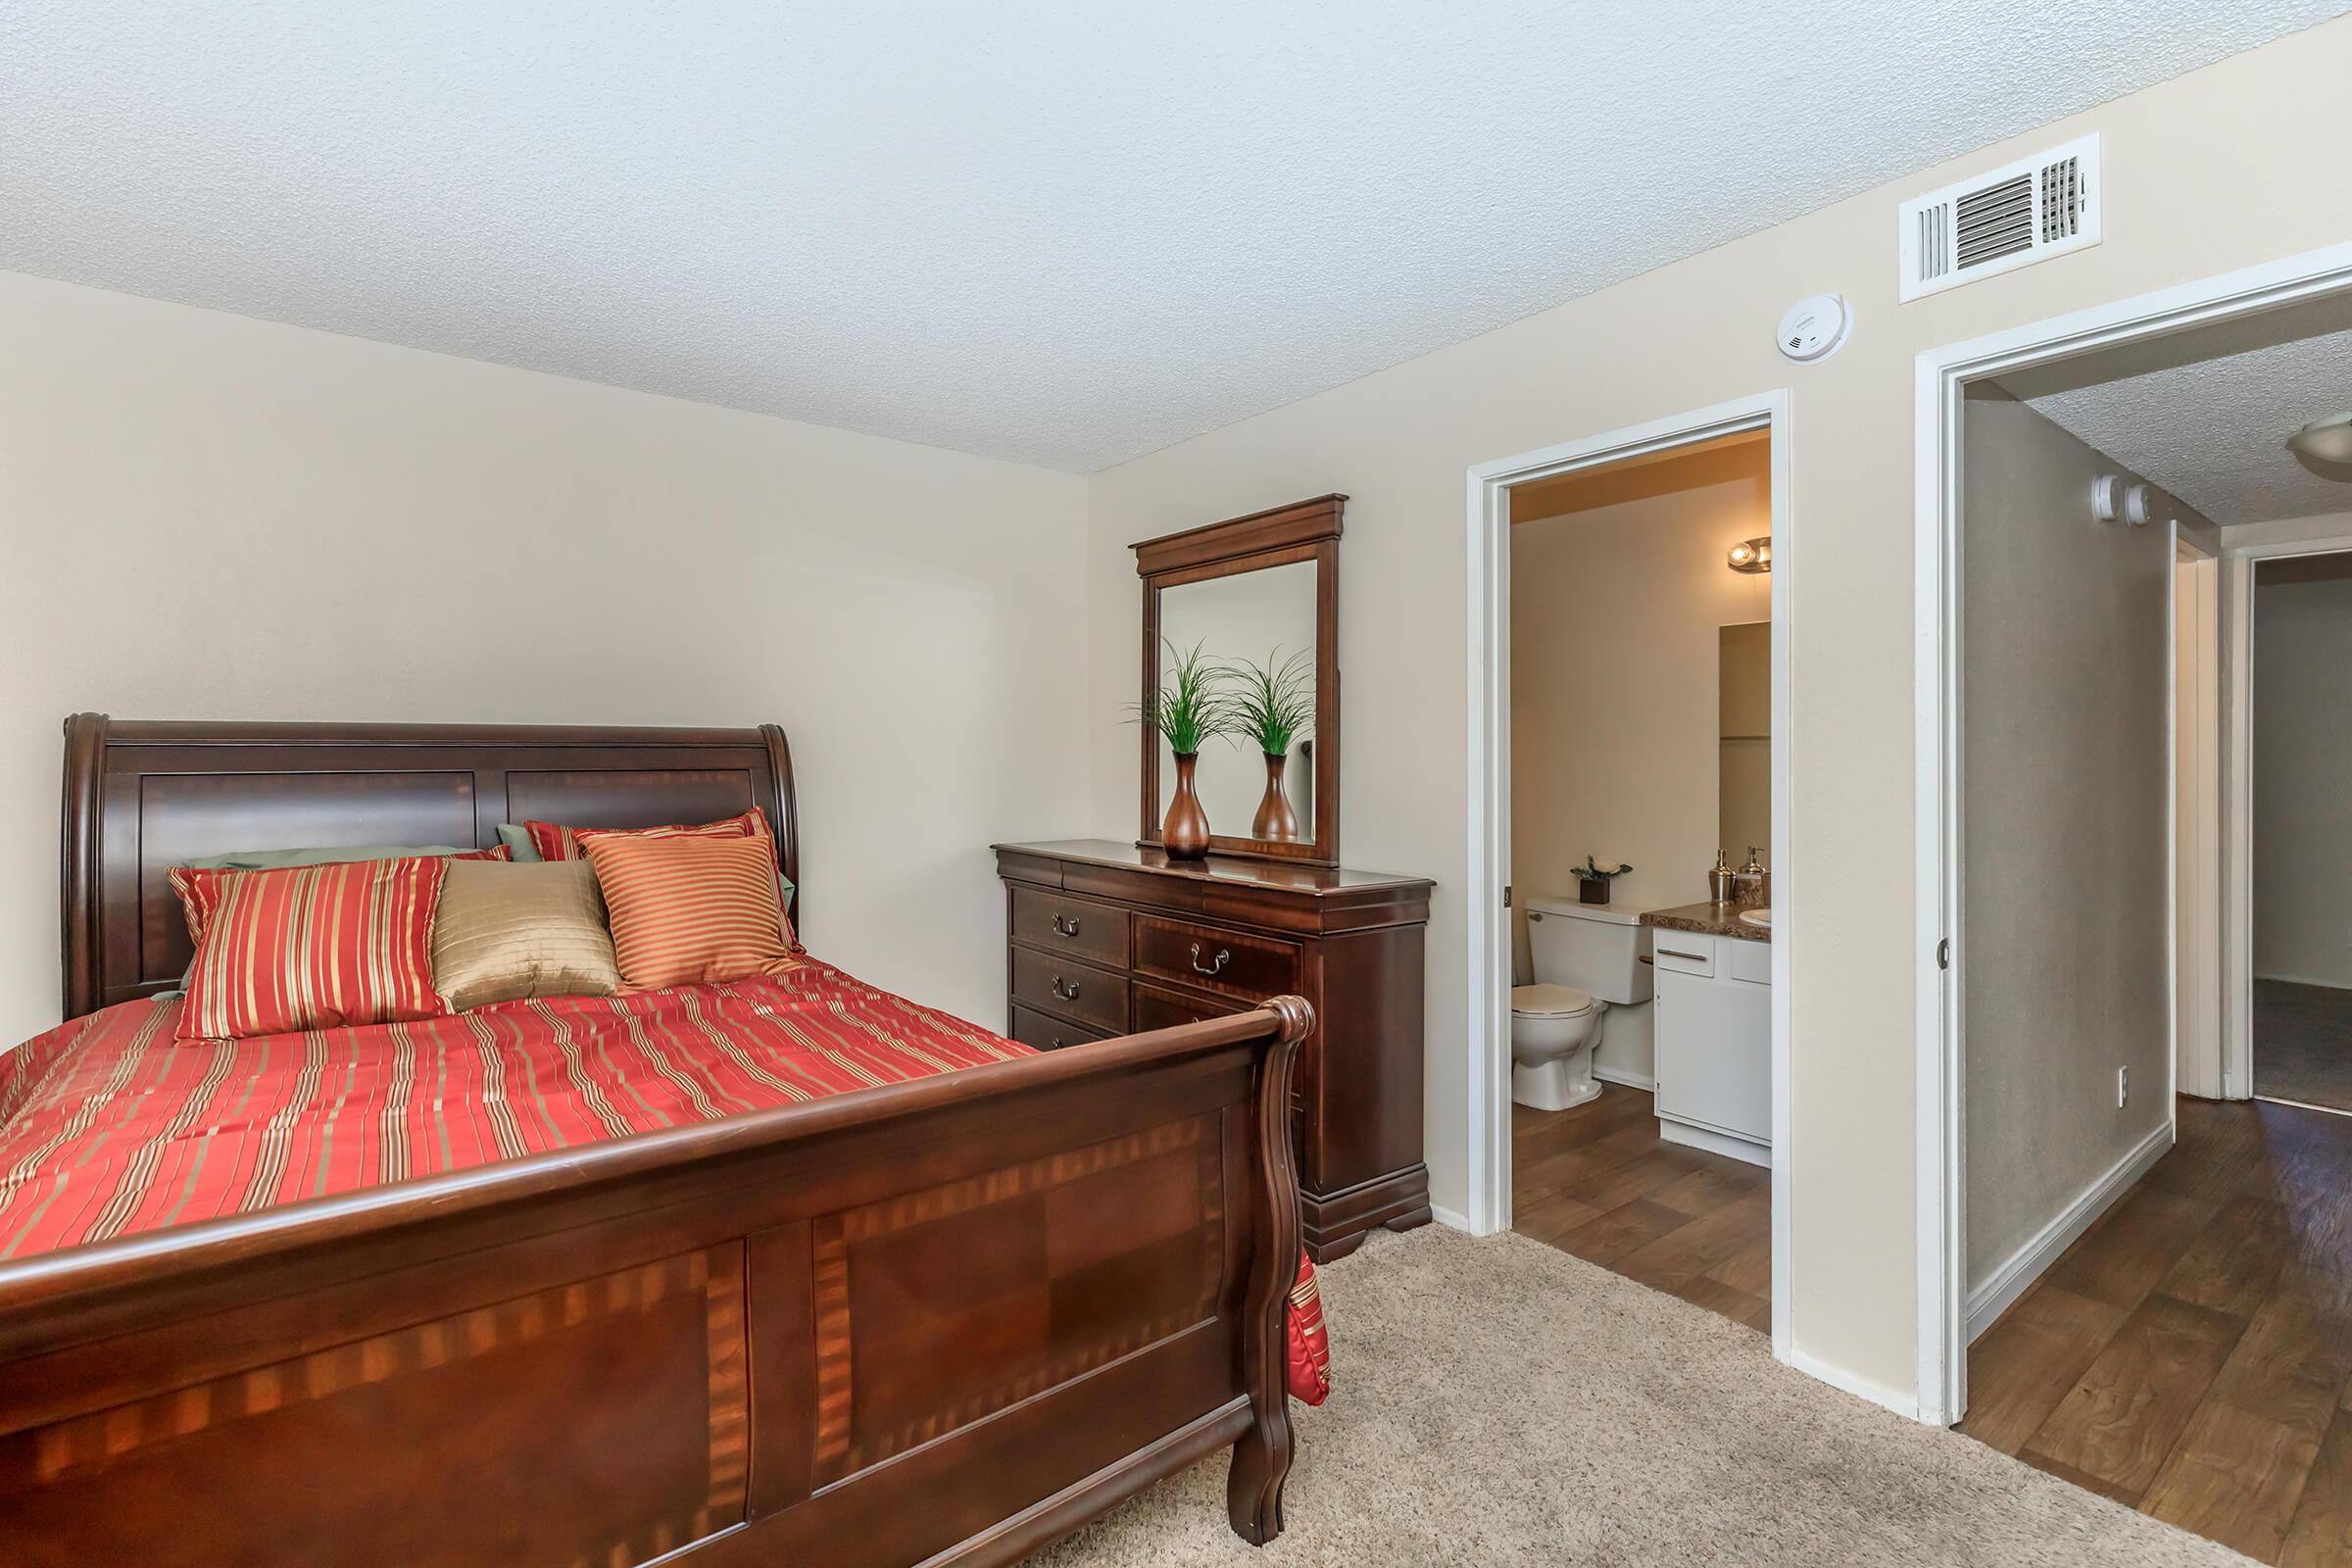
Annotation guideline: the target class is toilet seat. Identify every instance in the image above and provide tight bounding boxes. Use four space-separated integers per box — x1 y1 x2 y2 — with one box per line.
1511 983 1594 1018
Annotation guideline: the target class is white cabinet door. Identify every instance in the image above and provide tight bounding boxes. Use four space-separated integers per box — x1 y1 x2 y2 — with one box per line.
1654 967 1771 1145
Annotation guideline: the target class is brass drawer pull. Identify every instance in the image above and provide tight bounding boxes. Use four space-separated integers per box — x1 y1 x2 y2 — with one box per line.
1051 976 1082 1002
1051 913 1082 938
1190 943 1232 977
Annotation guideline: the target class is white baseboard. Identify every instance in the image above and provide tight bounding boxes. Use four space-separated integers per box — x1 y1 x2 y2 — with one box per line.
1787 1348 1924 1423
1592 1065 1655 1092
1964 1118 2173 1344
1431 1203 1475 1233
1658 1117 1770 1168
2254 970 2352 992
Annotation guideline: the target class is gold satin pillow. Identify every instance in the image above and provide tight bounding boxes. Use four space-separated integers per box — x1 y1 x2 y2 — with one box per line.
430 859 621 1010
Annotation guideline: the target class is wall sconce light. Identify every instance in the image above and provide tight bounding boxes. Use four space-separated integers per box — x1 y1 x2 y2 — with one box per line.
1726 537 1772 573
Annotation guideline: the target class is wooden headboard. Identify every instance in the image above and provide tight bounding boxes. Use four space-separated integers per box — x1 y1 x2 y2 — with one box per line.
60 714 800 1021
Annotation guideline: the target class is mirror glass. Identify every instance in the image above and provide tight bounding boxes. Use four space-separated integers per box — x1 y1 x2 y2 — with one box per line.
1718 620 1770 862
1156 560 1318 844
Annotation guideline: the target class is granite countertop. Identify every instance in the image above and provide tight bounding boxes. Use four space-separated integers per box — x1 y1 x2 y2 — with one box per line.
1642 900 1772 944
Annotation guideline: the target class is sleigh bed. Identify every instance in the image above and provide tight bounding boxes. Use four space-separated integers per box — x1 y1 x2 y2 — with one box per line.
0 715 1306 1567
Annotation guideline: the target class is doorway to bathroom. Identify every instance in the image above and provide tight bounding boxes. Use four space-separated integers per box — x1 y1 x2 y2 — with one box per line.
1464 392 1792 1362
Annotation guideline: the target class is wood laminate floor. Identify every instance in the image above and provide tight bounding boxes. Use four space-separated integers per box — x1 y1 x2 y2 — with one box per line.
1963 1096 2352 1565
1509 1083 1771 1334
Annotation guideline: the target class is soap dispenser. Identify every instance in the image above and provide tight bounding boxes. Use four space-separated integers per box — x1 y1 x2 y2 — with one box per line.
1708 851 1738 906
1738 847 1767 906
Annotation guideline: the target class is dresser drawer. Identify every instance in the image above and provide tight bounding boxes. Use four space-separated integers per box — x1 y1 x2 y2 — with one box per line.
1009 948 1129 1035
1008 1004 1112 1053
1008 887 1130 968
1134 984 1309 1150
1133 915 1299 1004
1132 981 1242 1034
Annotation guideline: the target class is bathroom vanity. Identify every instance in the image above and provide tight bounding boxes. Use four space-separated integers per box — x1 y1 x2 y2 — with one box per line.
1642 903 1772 1167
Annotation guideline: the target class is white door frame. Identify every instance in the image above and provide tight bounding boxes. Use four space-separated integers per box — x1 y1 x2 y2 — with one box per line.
2223 519 2352 1102
2176 546 2223 1102
1465 389 1794 1366
1914 239 2352 1425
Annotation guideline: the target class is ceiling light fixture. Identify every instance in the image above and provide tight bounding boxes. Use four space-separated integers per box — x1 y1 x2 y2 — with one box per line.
2285 414 2352 466
1726 537 1772 574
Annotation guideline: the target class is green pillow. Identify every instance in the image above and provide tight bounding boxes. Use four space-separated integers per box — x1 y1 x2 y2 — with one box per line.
495 823 544 861
179 844 475 871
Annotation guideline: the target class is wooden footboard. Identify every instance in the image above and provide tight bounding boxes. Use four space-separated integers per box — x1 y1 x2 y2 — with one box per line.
0 1001 1307 1568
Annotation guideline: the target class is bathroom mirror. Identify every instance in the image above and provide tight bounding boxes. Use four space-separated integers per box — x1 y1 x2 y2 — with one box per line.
1135 495 1343 865
1718 620 1770 862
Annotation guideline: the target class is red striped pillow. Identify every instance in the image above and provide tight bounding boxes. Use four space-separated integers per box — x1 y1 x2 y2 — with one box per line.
168 858 453 1041
525 808 767 864
580 830 797 991
174 843 508 952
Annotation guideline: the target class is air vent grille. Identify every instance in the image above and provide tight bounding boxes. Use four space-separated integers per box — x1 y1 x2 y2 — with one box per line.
1955 173 2034 270
1917 203 1951 283
1899 134 2101 301
2040 155 2082 242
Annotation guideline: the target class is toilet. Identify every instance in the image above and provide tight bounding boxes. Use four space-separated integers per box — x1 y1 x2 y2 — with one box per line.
1512 899 1653 1111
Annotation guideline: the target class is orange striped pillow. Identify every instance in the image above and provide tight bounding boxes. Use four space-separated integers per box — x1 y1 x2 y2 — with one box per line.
580 830 798 991
168 858 452 1041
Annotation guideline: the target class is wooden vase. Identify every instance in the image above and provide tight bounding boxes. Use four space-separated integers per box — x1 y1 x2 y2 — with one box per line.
1163 753 1211 860
1251 752 1299 841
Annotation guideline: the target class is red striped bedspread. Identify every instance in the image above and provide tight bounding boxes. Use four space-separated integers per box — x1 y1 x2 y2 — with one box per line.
0 957 1031 1260
0 961 1329 1405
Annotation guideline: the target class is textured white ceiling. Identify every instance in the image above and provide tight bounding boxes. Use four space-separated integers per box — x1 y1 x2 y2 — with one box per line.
2012 300 2352 526
3 3 2344 471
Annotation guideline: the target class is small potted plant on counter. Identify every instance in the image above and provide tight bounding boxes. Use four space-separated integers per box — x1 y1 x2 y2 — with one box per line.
1572 855 1632 906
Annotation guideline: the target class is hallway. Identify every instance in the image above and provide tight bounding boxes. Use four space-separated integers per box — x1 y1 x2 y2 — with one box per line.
1963 1097 2352 1564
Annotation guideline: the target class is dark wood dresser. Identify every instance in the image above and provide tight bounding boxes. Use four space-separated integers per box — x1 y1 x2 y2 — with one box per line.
994 839 1433 1261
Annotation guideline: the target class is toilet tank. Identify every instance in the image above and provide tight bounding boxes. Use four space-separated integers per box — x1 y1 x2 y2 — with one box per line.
1525 898 1654 1004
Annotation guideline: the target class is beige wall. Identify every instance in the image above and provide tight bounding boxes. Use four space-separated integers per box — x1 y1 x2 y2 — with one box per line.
1960 391 2173 1292
1506 455 1771 1045
0 271 1090 1050
1083 20 2352 1401
2253 568 2352 989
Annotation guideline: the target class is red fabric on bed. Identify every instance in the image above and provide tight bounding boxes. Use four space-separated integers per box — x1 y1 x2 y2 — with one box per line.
525 807 765 864
1286 1247 1331 1404
0 956 1017 1259
0 960 1331 1400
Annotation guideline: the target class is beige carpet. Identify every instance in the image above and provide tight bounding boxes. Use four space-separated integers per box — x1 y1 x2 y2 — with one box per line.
1028 1225 2246 1566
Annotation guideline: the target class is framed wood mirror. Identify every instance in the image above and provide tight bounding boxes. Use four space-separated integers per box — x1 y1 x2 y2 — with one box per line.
1135 494 1342 866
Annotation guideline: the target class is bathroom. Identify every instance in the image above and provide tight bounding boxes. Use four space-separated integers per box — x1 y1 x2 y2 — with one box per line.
1504 430 1777 1333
